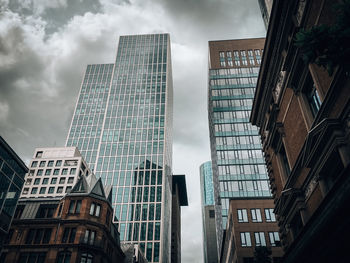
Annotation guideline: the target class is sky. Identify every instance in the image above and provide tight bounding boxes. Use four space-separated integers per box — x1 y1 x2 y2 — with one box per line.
0 0 265 262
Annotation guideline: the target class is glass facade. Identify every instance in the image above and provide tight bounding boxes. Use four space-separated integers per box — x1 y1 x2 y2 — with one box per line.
199 161 214 206
0 136 27 245
66 34 173 263
208 40 270 253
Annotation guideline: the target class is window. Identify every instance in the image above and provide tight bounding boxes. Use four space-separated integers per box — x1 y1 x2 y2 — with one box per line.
68 200 82 214
53 169 60 175
57 187 63 193
209 210 215 218
238 209 248 222
39 161 46 167
305 74 322 117
59 178 66 184
57 251 71 263
48 187 55 194
240 232 252 247
89 202 101 217
83 229 96 245
37 169 43 176
29 170 35 176
51 178 57 184
36 151 43 158
66 186 72 193
251 209 262 222
269 232 281 246
254 232 266 246
64 160 78 166
25 229 52 245
45 169 51 175
68 177 74 184
18 252 46 263
42 178 49 185
265 208 276 222
31 161 38 167
36 205 56 218
39 187 46 194
14 205 25 219
22 188 29 194
31 187 38 194
26 178 32 185
62 169 68 175
62 227 76 243
70 168 76 175
56 160 62 166
80 252 93 263
47 160 54 167
279 144 291 177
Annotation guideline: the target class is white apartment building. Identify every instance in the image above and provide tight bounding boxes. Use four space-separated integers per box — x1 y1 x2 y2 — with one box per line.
21 147 95 198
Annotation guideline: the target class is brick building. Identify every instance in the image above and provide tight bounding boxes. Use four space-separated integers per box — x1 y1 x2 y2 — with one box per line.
251 0 350 262
1 176 125 262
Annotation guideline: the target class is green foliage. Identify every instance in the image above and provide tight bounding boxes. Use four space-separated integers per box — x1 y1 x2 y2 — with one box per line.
253 246 272 263
294 0 350 75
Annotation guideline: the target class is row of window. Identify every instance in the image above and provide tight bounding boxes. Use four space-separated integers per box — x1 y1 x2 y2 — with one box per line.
217 149 263 160
210 67 260 77
211 87 255 97
26 176 75 186
218 164 266 176
28 168 76 177
212 99 253 108
210 77 257 86
12 251 93 263
216 135 261 146
215 122 257 133
22 186 71 195
237 208 276 223
115 202 162 222
240 231 280 247
119 221 161 243
31 158 78 167
220 180 270 194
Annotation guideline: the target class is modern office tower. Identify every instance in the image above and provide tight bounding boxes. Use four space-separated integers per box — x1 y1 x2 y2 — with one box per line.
21 147 93 199
207 38 271 255
251 1 350 262
258 0 273 29
171 175 188 263
199 162 218 263
0 136 27 251
66 34 173 263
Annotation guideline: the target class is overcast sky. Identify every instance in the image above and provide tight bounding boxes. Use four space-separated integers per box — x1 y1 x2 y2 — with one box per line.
0 0 265 262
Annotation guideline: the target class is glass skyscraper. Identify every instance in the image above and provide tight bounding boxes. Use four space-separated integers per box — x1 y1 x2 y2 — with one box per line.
207 38 271 253
66 34 173 263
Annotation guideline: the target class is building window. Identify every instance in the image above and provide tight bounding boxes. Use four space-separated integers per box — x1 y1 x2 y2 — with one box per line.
48 187 55 194
31 187 38 194
42 178 49 185
68 200 82 214
14 205 25 219
62 227 76 243
269 232 281 246
279 144 291 177
70 168 76 175
26 178 32 185
22 188 29 194
89 202 101 217
39 161 46 167
254 232 266 246
25 229 52 244
45 169 51 175
56 160 62 166
57 251 71 263
265 209 276 222
53 169 60 175
47 160 54 167
36 151 43 158
37 169 43 176
237 209 248 222
80 252 93 263
59 178 66 184
31 161 38 167
57 187 63 193
251 209 262 222
209 210 215 218
36 204 56 218
18 252 46 263
39 187 46 194
68 177 74 184
306 83 322 117
29 170 35 176
51 177 57 184
62 168 68 175
83 229 96 245
240 232 252 247
66 186 72 193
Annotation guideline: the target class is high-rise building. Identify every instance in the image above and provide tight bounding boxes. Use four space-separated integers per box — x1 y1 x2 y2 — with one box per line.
199 162 218 263
0 136 27 251
207 38 272 255
66 33 173 263
258 0 273 29
20 147 93 199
